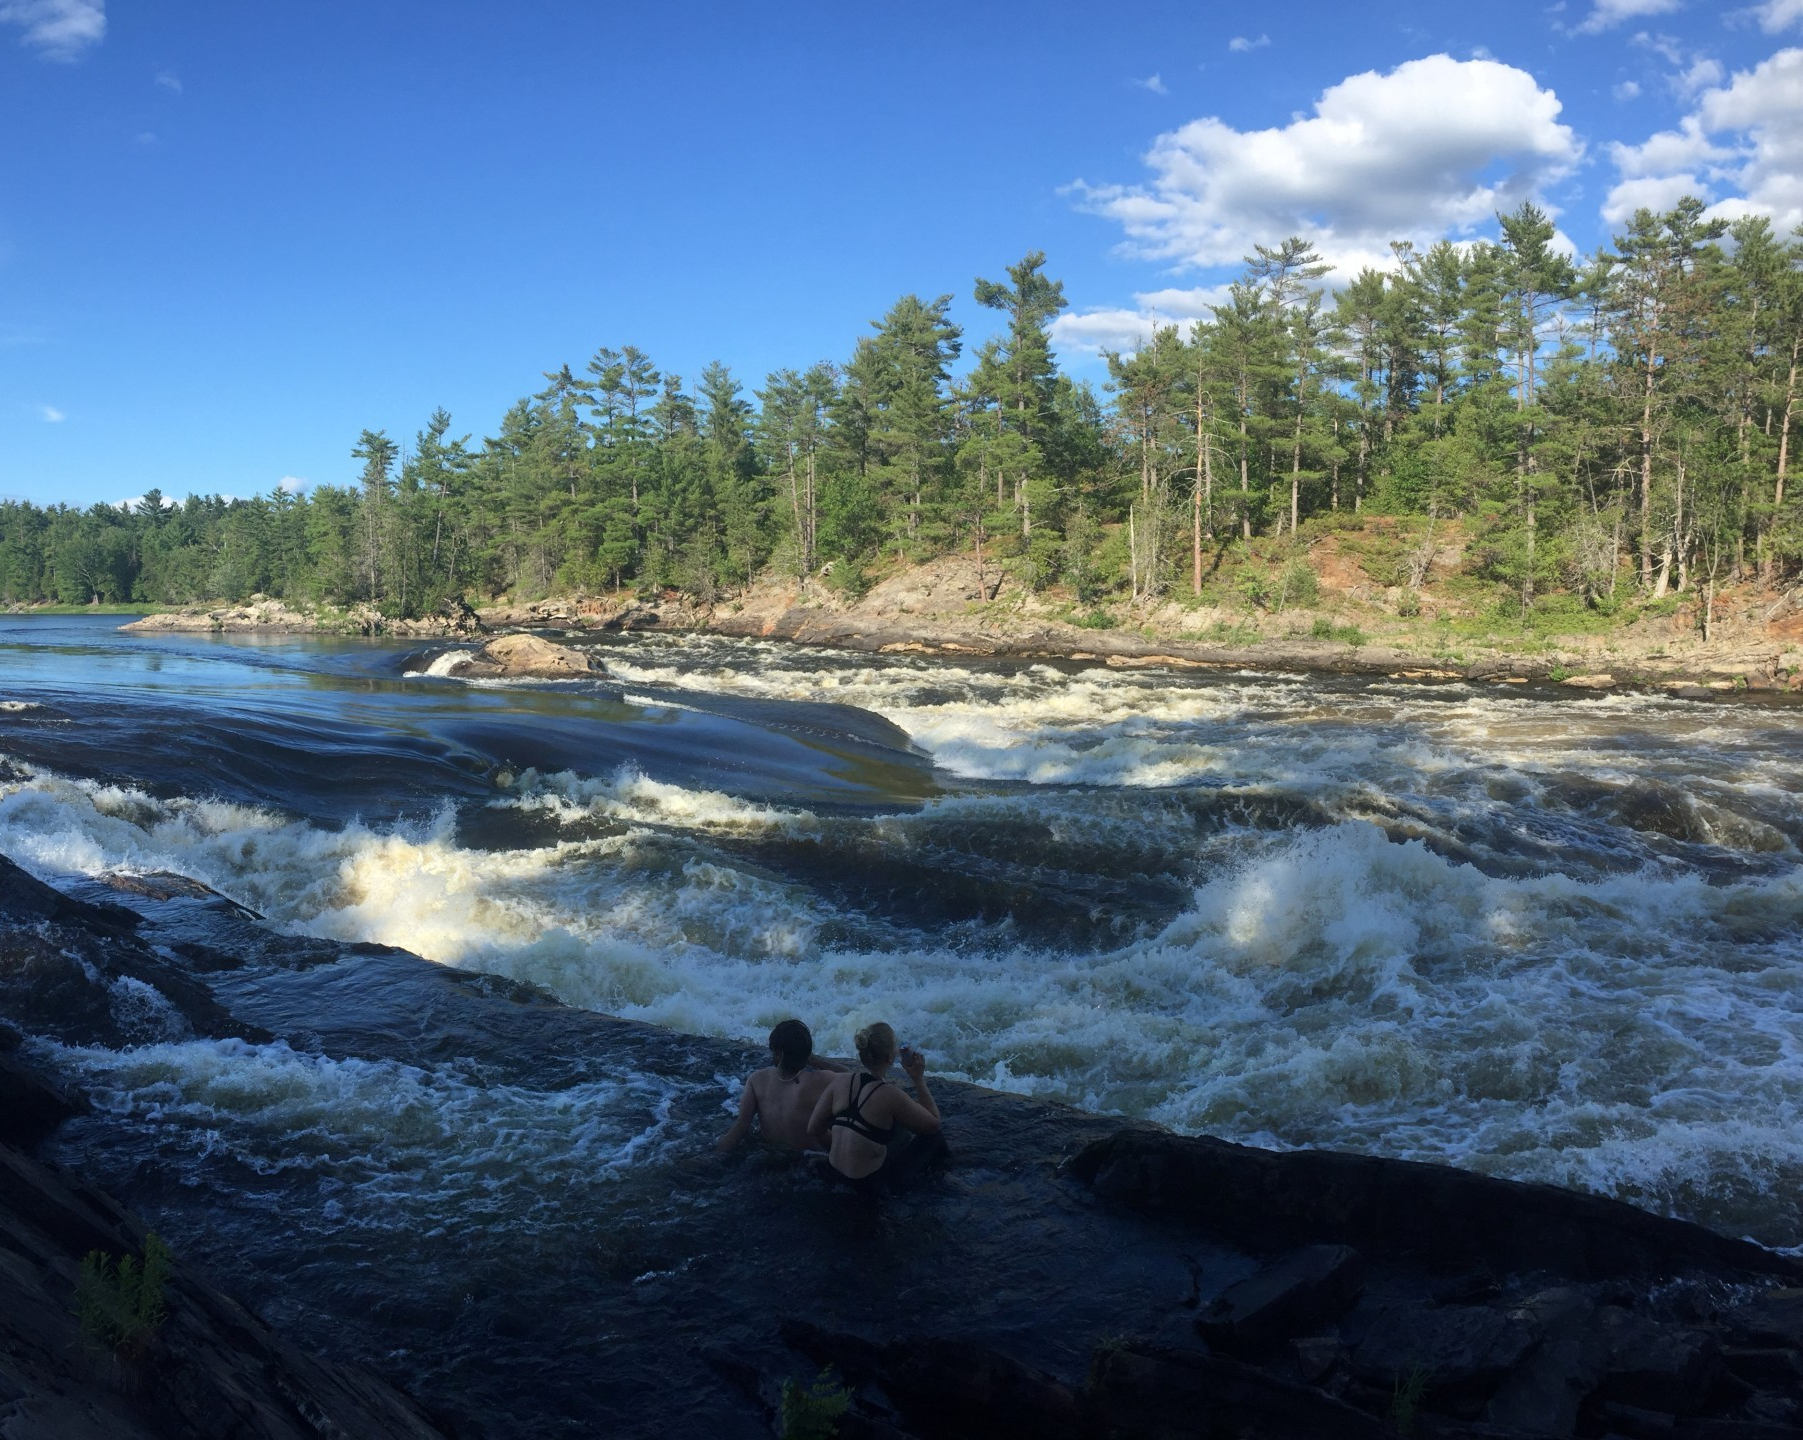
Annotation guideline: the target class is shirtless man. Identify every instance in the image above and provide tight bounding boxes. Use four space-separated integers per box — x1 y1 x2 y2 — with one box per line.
716 1019 843 1153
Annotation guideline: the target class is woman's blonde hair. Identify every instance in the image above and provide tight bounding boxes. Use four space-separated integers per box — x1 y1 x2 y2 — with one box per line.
854 1022 896 1069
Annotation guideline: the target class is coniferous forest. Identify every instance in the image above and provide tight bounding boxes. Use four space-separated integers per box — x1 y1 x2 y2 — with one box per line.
5 200 1801 628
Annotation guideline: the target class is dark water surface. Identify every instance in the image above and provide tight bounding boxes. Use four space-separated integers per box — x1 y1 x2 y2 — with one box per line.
5 614 1803 1433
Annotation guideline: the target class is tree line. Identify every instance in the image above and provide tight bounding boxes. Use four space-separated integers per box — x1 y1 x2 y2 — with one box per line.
4 199 1800 630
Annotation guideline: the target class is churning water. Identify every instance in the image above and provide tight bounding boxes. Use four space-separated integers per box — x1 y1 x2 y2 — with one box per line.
4 615 1803 1256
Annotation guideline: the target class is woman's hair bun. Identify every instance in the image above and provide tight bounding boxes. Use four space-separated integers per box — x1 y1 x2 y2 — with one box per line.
854 1021 896 1065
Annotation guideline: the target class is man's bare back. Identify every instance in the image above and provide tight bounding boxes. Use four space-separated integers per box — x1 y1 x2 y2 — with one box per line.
740 1065 835 1150
716 1019 845 1153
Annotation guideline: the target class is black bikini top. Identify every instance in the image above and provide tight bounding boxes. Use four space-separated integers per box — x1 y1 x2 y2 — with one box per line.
830 1071 895 1144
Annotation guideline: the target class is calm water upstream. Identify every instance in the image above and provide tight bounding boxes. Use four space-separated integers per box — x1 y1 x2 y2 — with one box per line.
3 613 1803 1429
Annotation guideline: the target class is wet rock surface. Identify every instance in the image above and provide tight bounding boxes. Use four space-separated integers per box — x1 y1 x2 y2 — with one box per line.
0 1051 451 1438
1064 1127 1801 1283
7 852 1803 1438
439 631 603 678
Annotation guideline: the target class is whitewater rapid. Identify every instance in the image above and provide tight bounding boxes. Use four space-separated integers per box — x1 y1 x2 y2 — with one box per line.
5 626 1802 1244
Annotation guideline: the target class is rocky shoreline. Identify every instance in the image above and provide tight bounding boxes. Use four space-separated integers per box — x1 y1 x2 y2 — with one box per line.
5 853 1803 1438
0 863 454 1440
107 556 1803 694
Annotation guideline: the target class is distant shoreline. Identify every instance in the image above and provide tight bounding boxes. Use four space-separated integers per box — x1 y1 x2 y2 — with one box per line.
21 549 1798 695
95 551 1803 699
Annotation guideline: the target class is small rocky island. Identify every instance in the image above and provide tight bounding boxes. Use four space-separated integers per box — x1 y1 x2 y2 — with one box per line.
3 852 1803 1438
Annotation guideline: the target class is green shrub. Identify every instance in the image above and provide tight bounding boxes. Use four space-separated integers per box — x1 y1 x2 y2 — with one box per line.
1309 616 1366 647
822 558 870 601
780 1367 851 1440
1076 607 1116 630
1396 590 1422 618
1237 570 1273 610
1390 1364 1430 1436
1277 559 1319 611
77 1233 170 1351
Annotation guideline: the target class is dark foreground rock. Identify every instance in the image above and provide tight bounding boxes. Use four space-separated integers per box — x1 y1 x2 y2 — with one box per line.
0 1058 451 1439
1064 1126 1803 1284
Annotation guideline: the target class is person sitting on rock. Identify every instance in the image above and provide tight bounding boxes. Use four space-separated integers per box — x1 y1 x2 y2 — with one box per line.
807 1022 946 1192
716 1019 844 1153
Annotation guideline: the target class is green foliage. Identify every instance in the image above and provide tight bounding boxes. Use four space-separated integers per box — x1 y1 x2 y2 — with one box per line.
823 557 871 601
1076 607 1116 630
1276 558 1319 611
77 1233 170 1352
1236 569 1273 610
779 1367 851 1440
1390 1364 1430 1435
1310 616 1367 646
3 204 1799 620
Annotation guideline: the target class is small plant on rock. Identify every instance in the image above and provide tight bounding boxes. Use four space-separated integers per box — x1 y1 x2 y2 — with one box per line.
779 1366 851 1440
1389 1363 1430 1436
77 1232 171 1353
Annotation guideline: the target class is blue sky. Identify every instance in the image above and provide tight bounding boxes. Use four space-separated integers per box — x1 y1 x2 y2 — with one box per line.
3 0 1800 507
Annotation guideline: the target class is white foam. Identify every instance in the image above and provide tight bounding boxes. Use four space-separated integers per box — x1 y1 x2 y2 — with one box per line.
410 650 471 679
42 1036 688 1232
9 639 1803 1241
499 766 819 835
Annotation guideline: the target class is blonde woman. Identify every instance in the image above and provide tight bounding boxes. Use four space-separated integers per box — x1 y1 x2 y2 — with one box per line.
807 1022 946 1192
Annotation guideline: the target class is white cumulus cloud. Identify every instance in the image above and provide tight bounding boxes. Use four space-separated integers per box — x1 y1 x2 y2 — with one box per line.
0 0 103 61
277 476 308 493
1135 73 1168 95
154 69 182 94
1679 56 1726 93
1066 54 1583 280
1633 31 1687 65
1614 79 1643 98
1573 0 1682 34
41 405 64 423
1228 34 1270 53
1750 0 1803 32
1051 284 1236 356
1603 46 1803 231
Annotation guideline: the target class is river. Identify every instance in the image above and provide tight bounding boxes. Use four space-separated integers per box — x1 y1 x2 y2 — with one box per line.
3 613 1801 1432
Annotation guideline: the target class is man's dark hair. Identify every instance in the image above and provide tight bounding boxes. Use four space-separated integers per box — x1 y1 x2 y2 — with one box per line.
768 1019 812 1075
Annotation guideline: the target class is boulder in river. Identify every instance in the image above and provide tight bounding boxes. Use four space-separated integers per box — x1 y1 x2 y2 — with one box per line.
443 631 602 679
